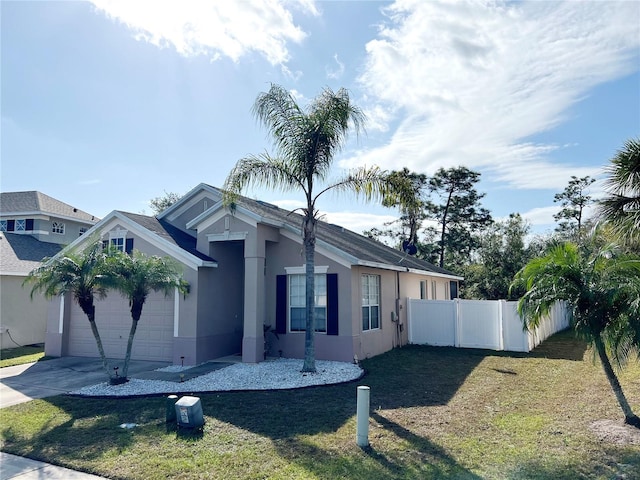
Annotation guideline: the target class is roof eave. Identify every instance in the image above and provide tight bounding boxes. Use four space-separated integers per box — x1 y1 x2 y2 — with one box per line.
52 211 215 270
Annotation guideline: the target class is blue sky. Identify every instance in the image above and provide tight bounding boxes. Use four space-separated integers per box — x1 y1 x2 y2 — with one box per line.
2 0 639 237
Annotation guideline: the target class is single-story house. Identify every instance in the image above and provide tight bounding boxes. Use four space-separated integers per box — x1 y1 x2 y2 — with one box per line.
45 184 462 364
0 191 98 349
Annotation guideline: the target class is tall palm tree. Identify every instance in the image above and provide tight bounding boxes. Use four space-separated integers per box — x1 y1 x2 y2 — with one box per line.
224 84 387 372
599 137 640 245
382 168 428 247
24 241 112 378
104 249 189 378
511 242 640 427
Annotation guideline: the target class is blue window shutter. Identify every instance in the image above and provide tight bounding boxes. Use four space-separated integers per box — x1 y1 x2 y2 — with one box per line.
327 273 339 335
125 238 134 254
275 275 287 334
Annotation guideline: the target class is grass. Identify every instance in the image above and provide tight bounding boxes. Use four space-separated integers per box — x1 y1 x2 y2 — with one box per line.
0 345 50 368
1 330 639 479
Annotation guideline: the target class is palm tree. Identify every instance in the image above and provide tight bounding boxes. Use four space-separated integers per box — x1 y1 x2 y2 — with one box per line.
104 249 189 379
598 137 640 245
511 242 640 427
24 241 112 378
382 168 428 247
224 84 387 372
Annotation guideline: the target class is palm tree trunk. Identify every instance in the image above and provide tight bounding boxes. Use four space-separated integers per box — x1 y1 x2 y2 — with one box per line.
594 335 640 428
83 305 110 378
302 216 317 373
122 319 139 378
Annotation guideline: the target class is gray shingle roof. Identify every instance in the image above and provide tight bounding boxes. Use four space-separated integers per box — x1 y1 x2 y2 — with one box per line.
0 233 62 274
208 186 459 277
118 212 215 263
0 191 98 223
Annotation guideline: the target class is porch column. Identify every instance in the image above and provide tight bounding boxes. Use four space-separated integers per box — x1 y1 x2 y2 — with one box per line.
242 255 265 362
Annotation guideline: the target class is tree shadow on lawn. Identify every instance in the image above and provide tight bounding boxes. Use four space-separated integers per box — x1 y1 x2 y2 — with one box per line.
265 413 483 480
1 395 164 463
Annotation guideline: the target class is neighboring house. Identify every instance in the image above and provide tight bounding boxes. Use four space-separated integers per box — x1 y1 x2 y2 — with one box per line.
45 184 462 365
0 191 99 349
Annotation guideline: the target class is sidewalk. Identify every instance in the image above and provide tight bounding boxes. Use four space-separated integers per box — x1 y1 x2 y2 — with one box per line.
0 452 109 479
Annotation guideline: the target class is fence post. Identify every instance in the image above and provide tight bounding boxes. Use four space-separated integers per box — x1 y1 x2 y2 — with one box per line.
498 300 505 351
406 297 412 344
454 298 460 347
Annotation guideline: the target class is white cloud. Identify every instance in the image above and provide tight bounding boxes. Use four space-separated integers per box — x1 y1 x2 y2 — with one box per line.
270 199 396 234
78 179 102 186
520 206 559 226
89 0 319 65
321 211 397 234
348 0 640 189
326 53 345 79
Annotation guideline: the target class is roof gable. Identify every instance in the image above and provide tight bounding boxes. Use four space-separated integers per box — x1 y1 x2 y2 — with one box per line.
186 188 461 279
0 191 98 223
59 211 216 270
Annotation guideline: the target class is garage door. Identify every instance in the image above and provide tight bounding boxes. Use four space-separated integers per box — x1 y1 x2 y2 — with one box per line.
67 291 174 362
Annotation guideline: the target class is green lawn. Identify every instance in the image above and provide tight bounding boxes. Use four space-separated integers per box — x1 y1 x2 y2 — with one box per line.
1 331 639 479
0 345 49 368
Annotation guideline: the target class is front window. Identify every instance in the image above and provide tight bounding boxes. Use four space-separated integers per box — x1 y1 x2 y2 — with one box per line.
362 274 380 331
289 274 327 333
110 237 125 252
52 221 65 234
79 227 88 236
420 280 427 300
1 220 15 232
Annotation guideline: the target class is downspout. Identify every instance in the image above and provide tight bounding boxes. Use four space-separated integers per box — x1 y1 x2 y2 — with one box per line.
395 270 402 348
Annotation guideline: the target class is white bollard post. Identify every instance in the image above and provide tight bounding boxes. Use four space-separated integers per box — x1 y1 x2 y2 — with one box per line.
356 385 370 447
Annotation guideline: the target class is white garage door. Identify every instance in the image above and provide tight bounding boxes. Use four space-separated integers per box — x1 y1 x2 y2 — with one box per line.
67 291 174 362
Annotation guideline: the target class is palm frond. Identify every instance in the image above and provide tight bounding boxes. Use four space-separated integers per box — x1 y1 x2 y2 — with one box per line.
223 154 307 204
313 166 387 207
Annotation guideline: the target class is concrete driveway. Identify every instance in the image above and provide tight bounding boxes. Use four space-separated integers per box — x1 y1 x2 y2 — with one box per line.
0 357 170 408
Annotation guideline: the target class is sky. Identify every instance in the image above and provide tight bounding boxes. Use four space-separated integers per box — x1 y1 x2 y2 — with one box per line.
2 0 639 238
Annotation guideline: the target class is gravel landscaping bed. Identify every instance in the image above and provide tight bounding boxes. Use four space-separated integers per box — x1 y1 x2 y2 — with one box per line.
71 358 364 396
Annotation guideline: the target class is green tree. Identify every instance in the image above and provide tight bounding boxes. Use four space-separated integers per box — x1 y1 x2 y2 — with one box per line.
24 241 112 378
553 175 596 240
224 84 386 372
425 166 492 269
598 137 640 246
104 250 189 379
149 191 182 215
382 168 428 247
464 213 531 300
511 241 640 427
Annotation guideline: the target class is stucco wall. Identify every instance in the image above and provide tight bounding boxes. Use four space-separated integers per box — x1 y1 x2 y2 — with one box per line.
191 240 244 362
34 218 94 245
170 194 217 233
264 233 355 362
1 275 50 349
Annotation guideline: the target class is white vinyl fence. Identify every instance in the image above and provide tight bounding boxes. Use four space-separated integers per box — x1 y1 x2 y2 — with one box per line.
407 298 570 353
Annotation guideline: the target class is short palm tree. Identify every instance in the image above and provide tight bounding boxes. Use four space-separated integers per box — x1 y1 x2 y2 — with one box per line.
24 241 112 378
104 249 189 379
511 242 640 427
598 137 640 245
224 84 387 372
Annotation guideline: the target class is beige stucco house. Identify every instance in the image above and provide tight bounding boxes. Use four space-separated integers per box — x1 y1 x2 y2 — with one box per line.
0 191 98 349
45 184 462 364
